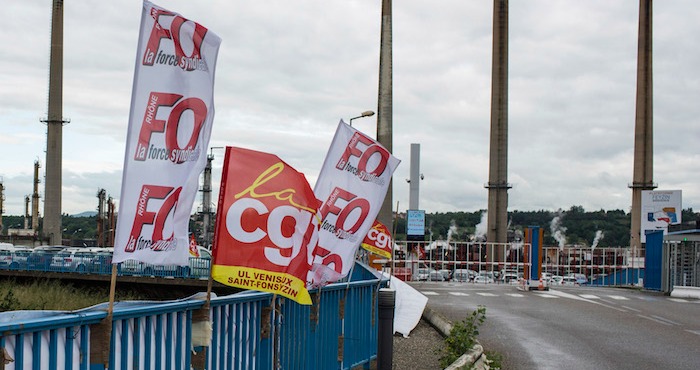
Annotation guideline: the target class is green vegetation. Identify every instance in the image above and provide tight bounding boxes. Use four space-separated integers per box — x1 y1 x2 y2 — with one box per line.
484 350 503 369
0 279 146 311
438 305 489 368
2 207 697 248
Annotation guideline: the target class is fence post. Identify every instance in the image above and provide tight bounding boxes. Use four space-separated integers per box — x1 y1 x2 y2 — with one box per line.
377 288 395 370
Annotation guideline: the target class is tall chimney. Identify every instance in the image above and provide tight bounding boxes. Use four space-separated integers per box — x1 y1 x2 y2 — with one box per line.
43 0 67 245
486 0 511 252
629 0 655 253
24 196 30 229
32 160 41 231
0 180 4 233
376 0 394 228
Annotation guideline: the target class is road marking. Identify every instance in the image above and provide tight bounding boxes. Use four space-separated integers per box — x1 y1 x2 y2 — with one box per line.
667 298 688 303
421 291 439 295
449 292 470 296
607 295 629 300
476 292 497 297
686 330 700 336
650 315 680 326
506 293 524 298
637 314 673 326
621 305 641 313
535 294 558 298
579 294 599 299
547 289 627 312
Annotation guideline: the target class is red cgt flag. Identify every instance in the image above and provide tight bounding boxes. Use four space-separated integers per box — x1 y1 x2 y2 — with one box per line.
211 147 320 305
360 220 393 259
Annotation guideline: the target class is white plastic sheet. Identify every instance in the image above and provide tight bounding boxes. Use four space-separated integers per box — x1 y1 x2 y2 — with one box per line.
390 275 428 337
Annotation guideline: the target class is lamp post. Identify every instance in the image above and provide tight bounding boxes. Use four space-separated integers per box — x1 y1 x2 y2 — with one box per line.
349 110 375 126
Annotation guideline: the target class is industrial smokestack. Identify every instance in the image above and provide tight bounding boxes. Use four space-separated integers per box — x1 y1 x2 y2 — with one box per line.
0 180 4 233
43 0 68 245
32 160 41 231
629 0 655 253
486 0 511 252
97 189 106 247
376 0 393 228
24 196 30 230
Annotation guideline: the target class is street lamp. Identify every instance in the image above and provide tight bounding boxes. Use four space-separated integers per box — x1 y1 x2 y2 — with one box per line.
349 110 375 126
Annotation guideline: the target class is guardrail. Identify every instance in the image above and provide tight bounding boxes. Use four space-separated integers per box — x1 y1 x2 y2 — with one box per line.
0 263 386 369
0 251 212 279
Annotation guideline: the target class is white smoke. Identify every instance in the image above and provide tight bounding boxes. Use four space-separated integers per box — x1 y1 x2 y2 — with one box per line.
591 230 604 249
511 229 524 250
474 211 487 241
550 209 567 250
446 220 458 243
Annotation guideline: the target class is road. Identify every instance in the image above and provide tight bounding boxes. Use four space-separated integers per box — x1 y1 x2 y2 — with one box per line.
407 281 700 370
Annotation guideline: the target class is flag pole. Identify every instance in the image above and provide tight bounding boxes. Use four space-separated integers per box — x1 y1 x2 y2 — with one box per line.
191 252 214 370
97 263 118 368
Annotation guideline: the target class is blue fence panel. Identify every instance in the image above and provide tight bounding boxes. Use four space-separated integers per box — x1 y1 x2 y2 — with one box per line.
0 263 385 369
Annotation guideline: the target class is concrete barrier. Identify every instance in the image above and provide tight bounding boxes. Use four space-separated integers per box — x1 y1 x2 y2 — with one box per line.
422 305 489 370
670 286 700 299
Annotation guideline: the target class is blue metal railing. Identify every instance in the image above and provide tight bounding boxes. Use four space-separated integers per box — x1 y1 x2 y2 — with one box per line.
0 263 386 370
0 251 212 279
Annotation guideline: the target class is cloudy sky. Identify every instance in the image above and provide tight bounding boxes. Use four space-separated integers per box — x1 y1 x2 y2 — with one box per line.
1 0 698 218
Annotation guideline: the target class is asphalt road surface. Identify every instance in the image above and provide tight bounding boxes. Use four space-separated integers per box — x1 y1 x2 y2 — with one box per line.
408 281 700 370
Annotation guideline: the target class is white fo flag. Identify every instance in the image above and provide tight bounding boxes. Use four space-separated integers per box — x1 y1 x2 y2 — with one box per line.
113 1 221 266
309 120 400 286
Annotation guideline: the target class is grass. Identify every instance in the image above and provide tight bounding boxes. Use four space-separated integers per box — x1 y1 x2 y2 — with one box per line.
0 279 147 311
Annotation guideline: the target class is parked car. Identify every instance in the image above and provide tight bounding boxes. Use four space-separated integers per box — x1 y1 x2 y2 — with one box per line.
437 269 452 281
474 275 494 284
89 249 114 273
561 276 579 286
415 268 433 281
452 269 476 282
428 270 446 281
50 249 99 272
541 272 553 282
120 245 211 278
501 273 519 284
0 245 32 269
567 273 588 285
26 246 65 270
551 275 564 285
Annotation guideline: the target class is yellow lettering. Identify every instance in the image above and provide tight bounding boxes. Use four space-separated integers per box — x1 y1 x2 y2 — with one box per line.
235 163 317 214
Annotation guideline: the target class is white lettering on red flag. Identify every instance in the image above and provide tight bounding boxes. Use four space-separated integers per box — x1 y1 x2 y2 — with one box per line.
361 220 393 259
113 1 221 266
211 147 320 305
309 121 400 287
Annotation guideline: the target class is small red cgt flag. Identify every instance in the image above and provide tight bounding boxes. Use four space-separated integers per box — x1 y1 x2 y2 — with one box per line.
360 220 393 259
211 147 320 305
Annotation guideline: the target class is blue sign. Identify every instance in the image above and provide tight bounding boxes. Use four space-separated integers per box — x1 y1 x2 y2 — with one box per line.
407 210 425 236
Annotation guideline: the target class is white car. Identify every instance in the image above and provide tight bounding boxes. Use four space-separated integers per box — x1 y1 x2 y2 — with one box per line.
50 249 98 272
453 269 476 282
473 275 494 284
120 245 212 278
561 276 579 286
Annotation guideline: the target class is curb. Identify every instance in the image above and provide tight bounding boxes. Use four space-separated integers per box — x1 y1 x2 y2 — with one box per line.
422 305 488 370
671 286 700 299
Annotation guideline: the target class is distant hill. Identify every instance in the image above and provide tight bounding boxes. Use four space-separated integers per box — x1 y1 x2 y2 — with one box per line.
71 211 97 218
